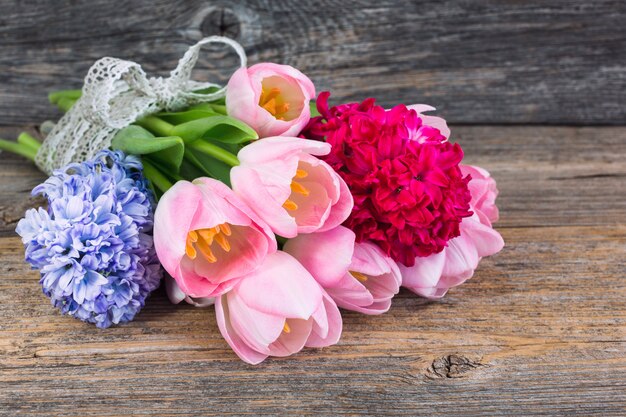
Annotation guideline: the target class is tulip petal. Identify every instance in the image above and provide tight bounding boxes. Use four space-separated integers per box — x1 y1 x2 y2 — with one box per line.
441 234 479 280
237 137 331 166
267 318 313 357
461 217 505 258
351 242 398 280
338 297 393 315
164 275 186 304
399 249 446 292
316 169 354 233
306 292 342 348
191 224 271 284
235 252 323 319
359 271 401 304
215 296 269 365
165 276 215 307
283 226 355 288
407 104 436 114
153 180 202 276
326 273 375 309
410 286 450 299
177 258 236 298
289 181 332 233
461 164 500 226
408 104 451 139
191 178 263 230
248 63 316 99
227 291 284 354
231 166 297 237
225 68 262 128
232 163 293 204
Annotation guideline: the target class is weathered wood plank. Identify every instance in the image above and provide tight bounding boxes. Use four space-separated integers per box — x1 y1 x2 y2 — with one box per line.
0 225 624 416
0 0 624 126
0 124 625 415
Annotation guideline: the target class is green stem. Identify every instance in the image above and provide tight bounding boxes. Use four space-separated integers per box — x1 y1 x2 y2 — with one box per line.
49 89 82 104
188 141 240 167
57 97 77 112
17 133 41 152
0 138 37 161
142 159 174 193
136 116 175 137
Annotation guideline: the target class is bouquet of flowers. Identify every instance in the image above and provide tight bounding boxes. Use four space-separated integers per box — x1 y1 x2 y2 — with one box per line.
0 37 503 364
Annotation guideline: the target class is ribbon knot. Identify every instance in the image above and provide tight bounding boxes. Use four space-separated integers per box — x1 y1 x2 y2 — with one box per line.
35 36 247 174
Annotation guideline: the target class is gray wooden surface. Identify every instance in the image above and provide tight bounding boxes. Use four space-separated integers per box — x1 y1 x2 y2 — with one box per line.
0 1 625 416
0 0 624 126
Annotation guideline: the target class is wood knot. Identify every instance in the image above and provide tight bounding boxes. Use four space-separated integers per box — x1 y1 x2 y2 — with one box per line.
201 7 241 39
427 354 485 379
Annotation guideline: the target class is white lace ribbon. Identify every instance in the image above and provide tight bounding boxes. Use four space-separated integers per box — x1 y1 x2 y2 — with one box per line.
35 36 247 174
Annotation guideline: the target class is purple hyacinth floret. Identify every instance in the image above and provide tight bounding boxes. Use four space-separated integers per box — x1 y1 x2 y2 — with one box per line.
16 150 162 328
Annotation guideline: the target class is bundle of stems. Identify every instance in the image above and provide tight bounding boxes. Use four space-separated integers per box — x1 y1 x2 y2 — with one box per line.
0 90 258 199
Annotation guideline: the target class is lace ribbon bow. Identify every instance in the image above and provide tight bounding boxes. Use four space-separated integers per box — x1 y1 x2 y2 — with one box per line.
35 36 247 174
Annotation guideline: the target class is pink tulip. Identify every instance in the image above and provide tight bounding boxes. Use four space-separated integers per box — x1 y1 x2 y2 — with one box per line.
226 63 315 138
165 276 214 307
400 165 504 298
461 164 500 226
230 137 353 238
215 251 342 364
154 178 276 299
407 104 451 140
284 227 402 315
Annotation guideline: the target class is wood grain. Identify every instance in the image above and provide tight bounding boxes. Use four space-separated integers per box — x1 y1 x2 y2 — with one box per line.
0 125 624 416
0 0 625 126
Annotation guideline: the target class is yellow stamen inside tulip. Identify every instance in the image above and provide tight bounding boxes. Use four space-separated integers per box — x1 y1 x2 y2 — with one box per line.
290 181 309 196
219 223 232 236
350 271 368 283
185 241 197 259
283 199 298 211
214 233 231 252
282 166 311 212
283 322 291 334
259 86 290 120
196 238 217 263
198 229 215 245
186 223 233 263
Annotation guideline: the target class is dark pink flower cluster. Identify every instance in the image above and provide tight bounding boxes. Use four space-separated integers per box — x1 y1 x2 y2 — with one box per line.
303 92 473 267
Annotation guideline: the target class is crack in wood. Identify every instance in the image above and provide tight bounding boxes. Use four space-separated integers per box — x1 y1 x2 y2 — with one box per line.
548 173 626 181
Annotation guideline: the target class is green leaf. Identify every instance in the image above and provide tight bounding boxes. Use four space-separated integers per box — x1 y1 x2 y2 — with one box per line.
188 103 227 114
157 106 222 125
170 116 258 145
190 87 226 105
310 101 321 117
192 86 222 95
111 125 185 173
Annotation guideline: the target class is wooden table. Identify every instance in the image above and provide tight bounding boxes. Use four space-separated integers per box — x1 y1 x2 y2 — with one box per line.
1 1 624 415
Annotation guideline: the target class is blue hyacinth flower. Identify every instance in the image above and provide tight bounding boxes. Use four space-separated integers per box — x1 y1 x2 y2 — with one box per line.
16 150 162 328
